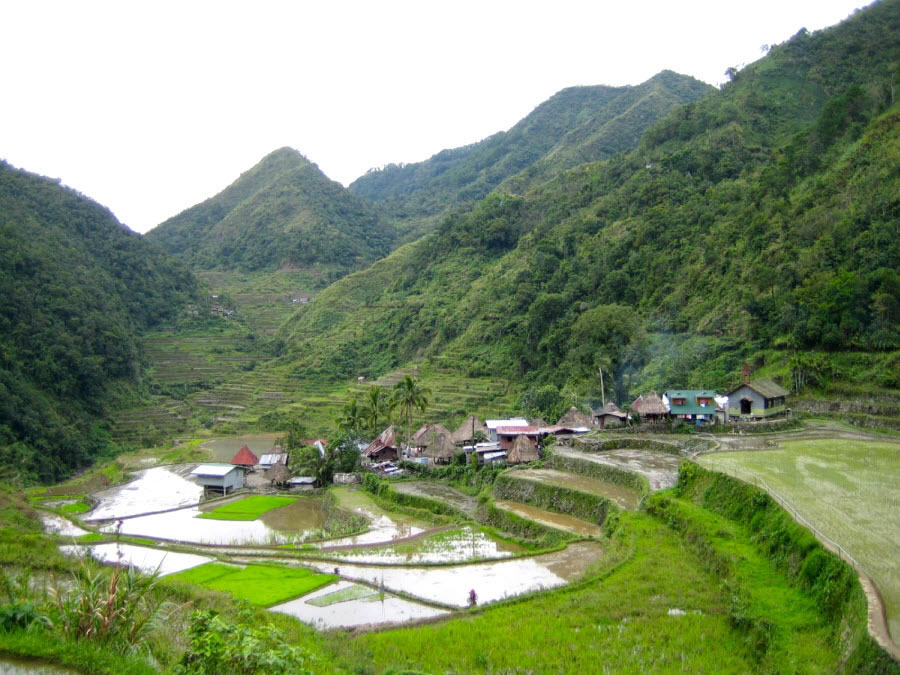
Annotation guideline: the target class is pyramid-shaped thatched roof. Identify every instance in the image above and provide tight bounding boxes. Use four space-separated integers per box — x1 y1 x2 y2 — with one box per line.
595 401 627 419
557 407 593 428
507 434 539 464
411 424 451 448
451 415 488 444
230 445 259 467
265 462 292 485
631 395 644 412
638 390 668 416
424 432 459 460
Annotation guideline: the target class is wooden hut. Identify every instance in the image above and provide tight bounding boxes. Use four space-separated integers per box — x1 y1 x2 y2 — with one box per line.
557 407 593 428
230 445 259 470
265 462 292 488
593 401 627 428
451 415 488 445
507 434 540 465
424 433 460 465
410 424 452 455
363 425 399 462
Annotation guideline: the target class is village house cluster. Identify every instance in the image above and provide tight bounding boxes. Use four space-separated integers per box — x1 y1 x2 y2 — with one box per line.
362 378 790 473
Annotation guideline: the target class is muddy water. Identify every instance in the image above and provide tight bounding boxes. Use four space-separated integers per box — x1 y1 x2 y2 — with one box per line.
554 447 681 491
197 434 281 462
391 482 478 515
259 499 326 531
0 657 78 674
271 580 449 629
40 513 89 537
104 502 325 545
493 501 604 537
59 543 211 576
86 465 203 520
306 542 604 608
514 468 640 509
320 526 524 564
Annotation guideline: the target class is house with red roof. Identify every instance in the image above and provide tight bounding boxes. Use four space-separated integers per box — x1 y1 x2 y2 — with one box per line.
230 445 259 469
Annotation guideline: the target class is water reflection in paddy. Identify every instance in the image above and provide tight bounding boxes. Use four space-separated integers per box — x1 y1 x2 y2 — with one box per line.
320 526 524 564
40 513 89 537
307 542 603 608
105 500 326 546
271 580 449 629
87 466 203 520
60 543 211 576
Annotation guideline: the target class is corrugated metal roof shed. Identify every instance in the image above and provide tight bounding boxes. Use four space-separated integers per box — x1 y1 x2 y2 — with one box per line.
191 464 239 477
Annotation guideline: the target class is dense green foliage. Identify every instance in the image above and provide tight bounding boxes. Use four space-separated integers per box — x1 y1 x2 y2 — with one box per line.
350 71 712 238
147 148 395 278
0 162 201 482
281 3 900 401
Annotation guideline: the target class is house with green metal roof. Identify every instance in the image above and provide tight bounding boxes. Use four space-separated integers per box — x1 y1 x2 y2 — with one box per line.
665 389 718 425
726 379 789 419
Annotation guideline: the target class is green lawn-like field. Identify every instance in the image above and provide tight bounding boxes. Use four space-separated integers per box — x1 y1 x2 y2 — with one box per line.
699 438 900 642
198 496 297 521
168 562 337 606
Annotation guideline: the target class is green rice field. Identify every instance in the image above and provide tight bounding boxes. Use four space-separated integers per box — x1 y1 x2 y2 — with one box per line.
167 562 337 606
698 438 900 643
198 495 297 521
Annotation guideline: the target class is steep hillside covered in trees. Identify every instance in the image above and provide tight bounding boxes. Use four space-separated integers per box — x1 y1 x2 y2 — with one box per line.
280 1 899 399
147 148 396 281
350 71 712 237
0 162 201 482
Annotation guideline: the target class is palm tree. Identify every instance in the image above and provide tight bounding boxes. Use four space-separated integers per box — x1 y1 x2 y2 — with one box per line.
338 394 364 433
363 386 390 434
390 376 430 450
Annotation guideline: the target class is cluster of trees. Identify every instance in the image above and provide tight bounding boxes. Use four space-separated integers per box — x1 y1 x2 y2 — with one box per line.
337 376 431 447
0 162 201 482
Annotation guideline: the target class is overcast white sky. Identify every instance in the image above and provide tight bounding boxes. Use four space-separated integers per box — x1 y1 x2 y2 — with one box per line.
0 0 865 233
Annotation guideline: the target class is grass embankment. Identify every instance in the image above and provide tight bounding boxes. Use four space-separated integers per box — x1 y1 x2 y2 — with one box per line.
492 472 618 525
166 562 337 607
199 495 297 521
547 451 650 496
698 437 900 645
667 461 896 671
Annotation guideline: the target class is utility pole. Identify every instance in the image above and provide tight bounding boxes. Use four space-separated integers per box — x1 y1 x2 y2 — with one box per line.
598 366 605 408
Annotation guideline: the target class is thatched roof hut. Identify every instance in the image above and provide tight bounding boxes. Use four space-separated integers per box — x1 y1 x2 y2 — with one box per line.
593 401 627 428
637 390 668 418
265 462 292 487
507 434 540 464
451 415 488 444
364 425 399 460
557 407 593 428
411 424 452 450
424 433 459 464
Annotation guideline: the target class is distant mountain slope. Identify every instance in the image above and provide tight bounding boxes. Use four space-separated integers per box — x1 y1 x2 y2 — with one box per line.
0 161 201 482
147 148 395 278
281 1 899 397
349 71 712 235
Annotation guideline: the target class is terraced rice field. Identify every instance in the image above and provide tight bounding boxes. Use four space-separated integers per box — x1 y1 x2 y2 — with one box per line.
511 468 641 509
698 438 900 643
554 446 682 491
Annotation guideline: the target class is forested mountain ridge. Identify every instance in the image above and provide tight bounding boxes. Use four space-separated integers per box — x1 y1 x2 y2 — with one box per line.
280 0 899 399
349 70 712 237
147 147 396 279
0 161 202 482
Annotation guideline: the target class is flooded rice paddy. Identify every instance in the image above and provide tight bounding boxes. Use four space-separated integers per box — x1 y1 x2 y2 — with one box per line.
305 541 604 608
513 468 640 509
60 543 211 576
103 500 326 546
40 513 89 537
493 501 604 536
554 447 682 491
86 466 202 520
391 482 478 515
271 580 449 629
318 526 525 564
325 487 426 546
